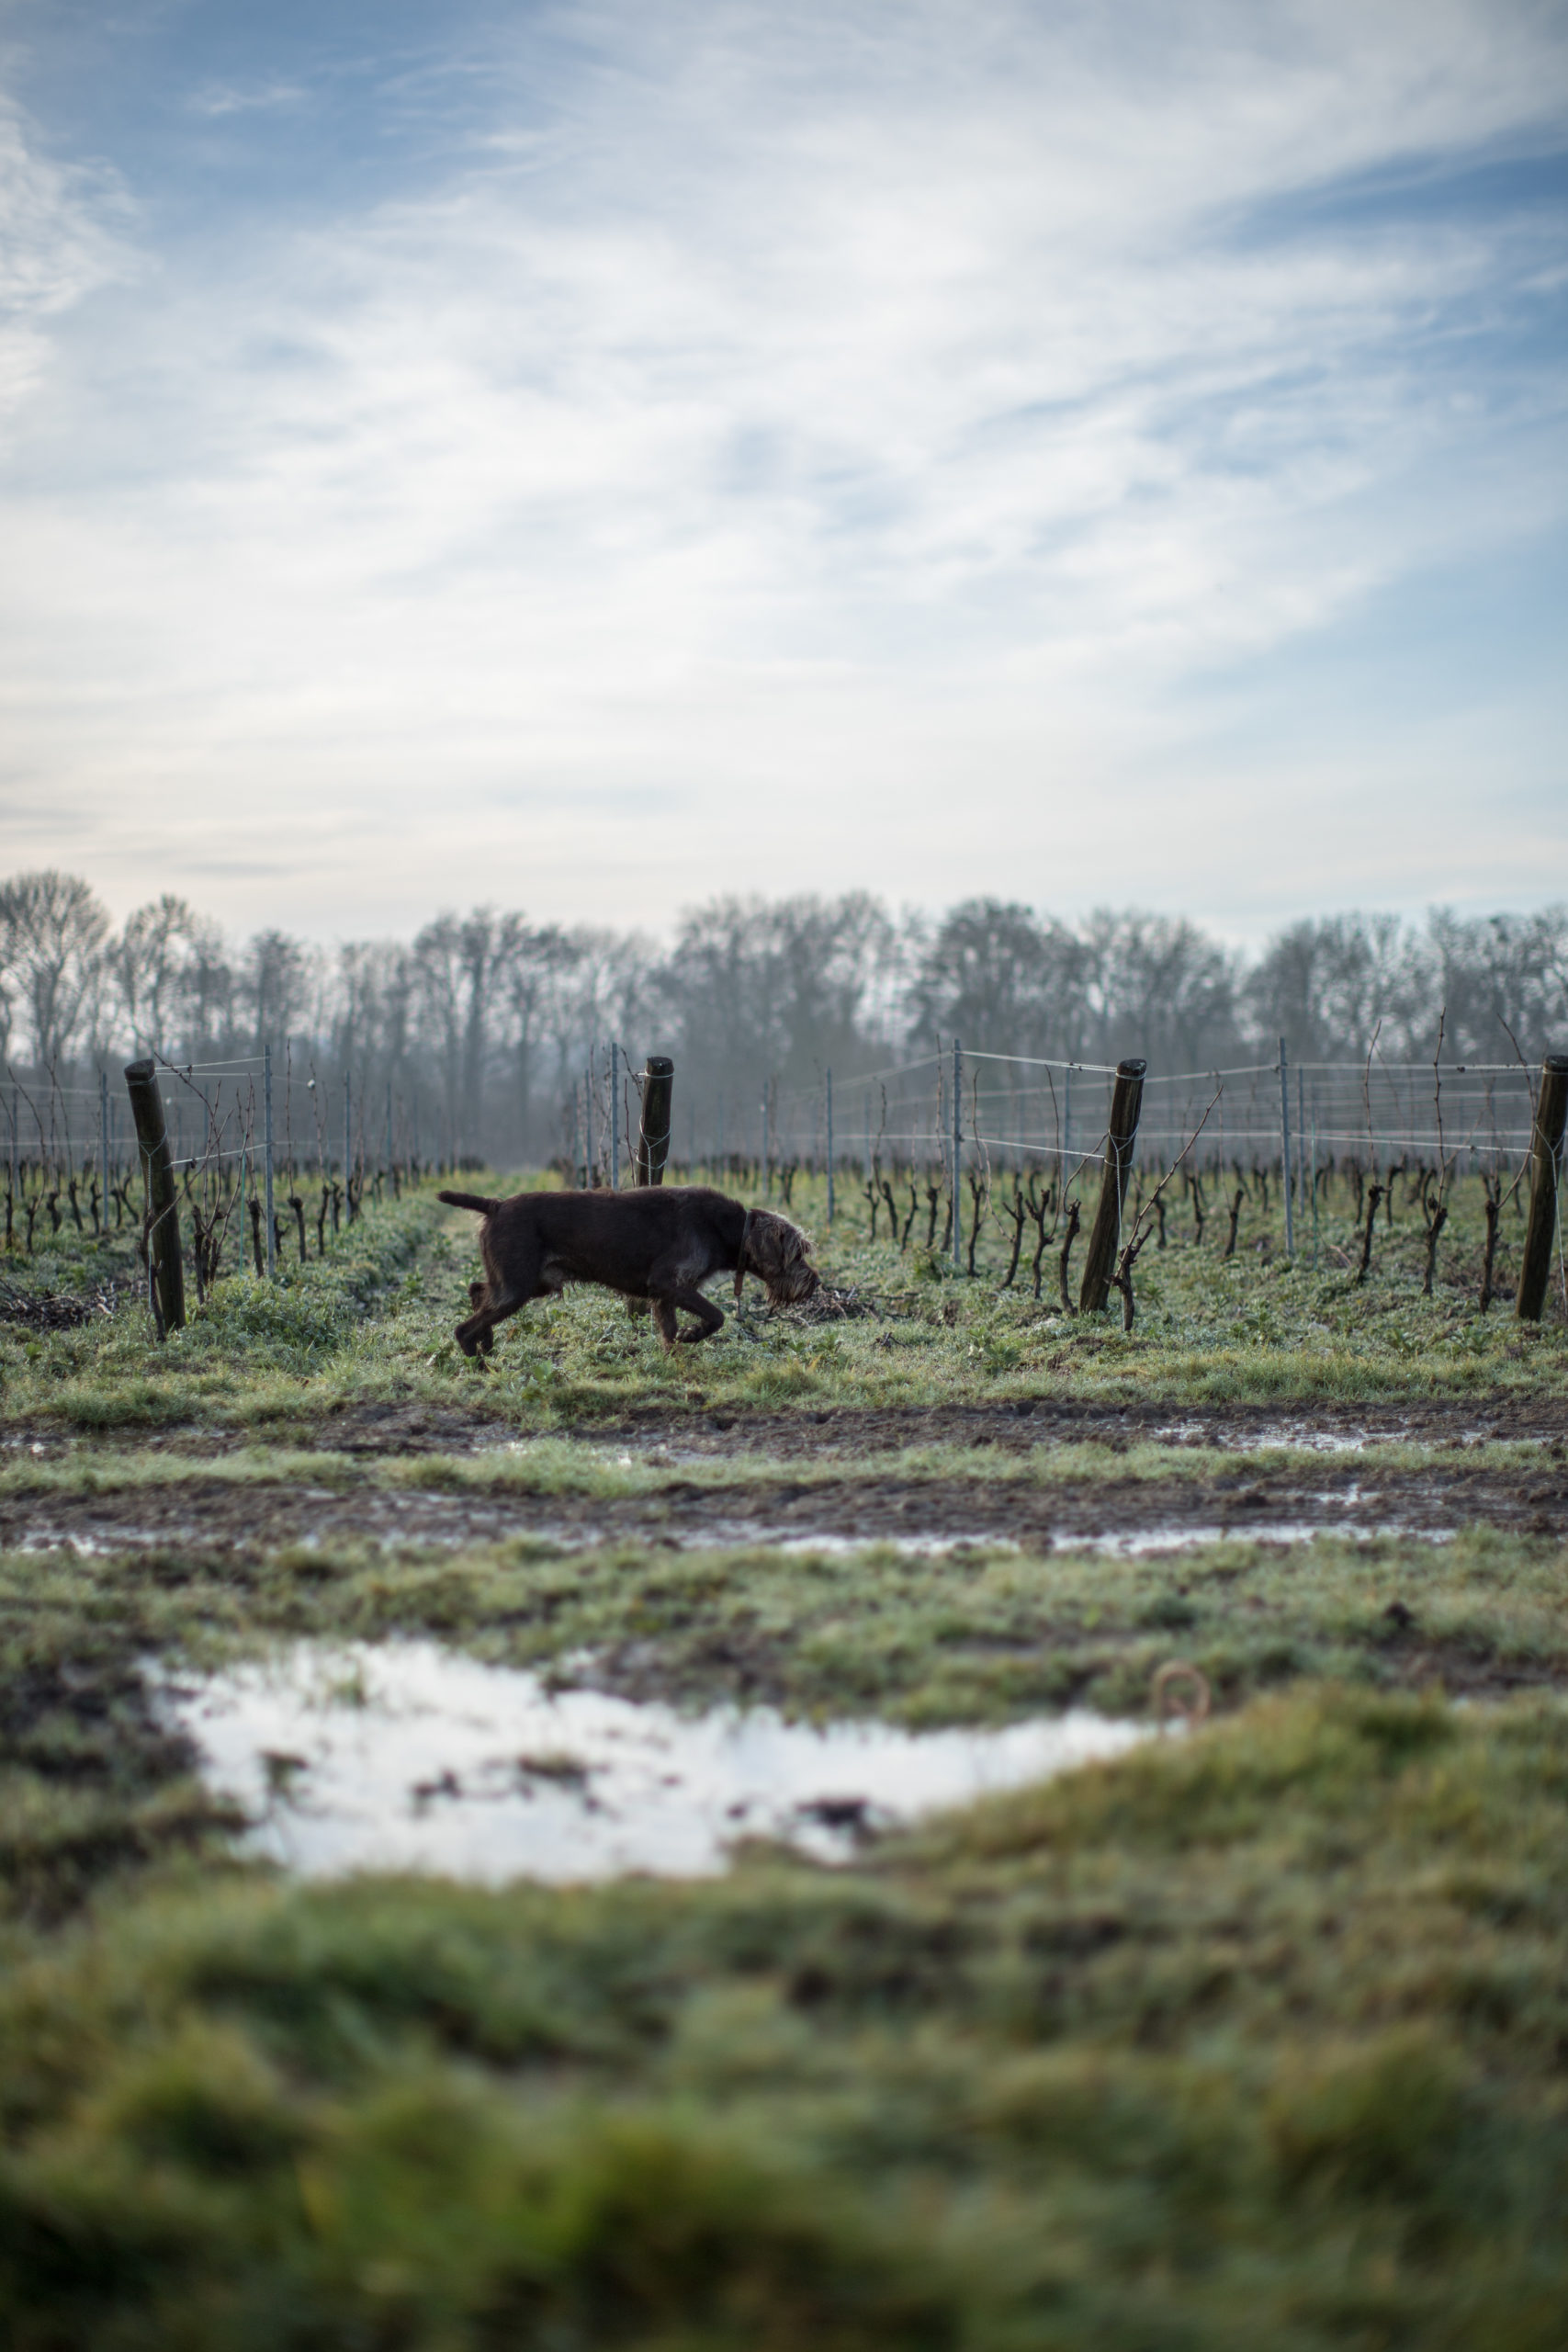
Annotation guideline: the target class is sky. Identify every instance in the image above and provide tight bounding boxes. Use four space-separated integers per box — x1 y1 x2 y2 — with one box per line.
1 0 1565 947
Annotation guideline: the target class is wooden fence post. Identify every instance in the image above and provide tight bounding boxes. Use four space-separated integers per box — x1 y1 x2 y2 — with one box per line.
634 1056 674 1185
1516 1054 1568 1322
123 1058 186 1335
1078 1057 1147 1314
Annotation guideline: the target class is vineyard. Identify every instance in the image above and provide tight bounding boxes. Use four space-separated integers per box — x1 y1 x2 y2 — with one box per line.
2 913 1567 2346
5 1026 1564 1342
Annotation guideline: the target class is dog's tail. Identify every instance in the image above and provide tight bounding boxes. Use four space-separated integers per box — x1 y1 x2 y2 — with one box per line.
437 1189 502 1217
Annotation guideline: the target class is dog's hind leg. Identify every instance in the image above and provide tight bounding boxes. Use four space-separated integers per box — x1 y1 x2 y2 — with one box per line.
465 1281 496 1355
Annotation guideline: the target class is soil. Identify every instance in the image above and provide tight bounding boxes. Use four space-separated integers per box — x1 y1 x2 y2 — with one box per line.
6 1452 1566 1559
600 1397 1568 1457
12 1392 1561 1464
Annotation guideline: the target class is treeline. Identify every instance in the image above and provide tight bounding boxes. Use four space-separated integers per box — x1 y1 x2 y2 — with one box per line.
2 872 1564 1165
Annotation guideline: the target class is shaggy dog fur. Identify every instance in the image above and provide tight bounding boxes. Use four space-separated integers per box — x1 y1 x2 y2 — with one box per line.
436 1184 818 1355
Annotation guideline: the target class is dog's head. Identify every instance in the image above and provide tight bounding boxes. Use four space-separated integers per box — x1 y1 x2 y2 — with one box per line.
735 1207 820 1307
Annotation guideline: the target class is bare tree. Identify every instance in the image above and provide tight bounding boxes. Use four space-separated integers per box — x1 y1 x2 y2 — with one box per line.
495 917 574 1161
109 895 230 1054
0 871 110 1069
239 929 314 1057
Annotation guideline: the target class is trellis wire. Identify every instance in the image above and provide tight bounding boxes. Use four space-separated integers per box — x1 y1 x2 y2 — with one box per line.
627 1043 1541 1211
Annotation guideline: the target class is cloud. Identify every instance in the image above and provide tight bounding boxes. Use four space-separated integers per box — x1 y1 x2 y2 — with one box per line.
0 97 134 421
185 81 310 119
0 0 1563 938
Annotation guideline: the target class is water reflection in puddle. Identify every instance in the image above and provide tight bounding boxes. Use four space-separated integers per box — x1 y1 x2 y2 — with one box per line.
1150 1423 1488 1454
1061 1521 1455 1555
1152 1423 1371 1453
159 1641 1146 1883
761 1521 1453 1558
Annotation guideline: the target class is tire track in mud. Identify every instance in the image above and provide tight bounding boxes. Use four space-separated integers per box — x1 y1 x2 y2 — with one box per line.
14 1394 1562 1466
253 1394 1568 1463
5 1455 1566 1559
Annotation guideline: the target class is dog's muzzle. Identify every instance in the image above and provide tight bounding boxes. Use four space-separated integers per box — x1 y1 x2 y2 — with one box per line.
765 1262 820 1306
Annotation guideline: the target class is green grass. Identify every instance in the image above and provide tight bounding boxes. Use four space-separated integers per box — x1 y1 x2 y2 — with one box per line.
3 1168 1565 1435
2 1689 1566 2346
1 1165 1566 2342
4 1506 1565 1933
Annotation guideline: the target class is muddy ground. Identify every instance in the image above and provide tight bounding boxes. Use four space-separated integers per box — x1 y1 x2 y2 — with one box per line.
264 1393 1568 1457
12 1392 1568 1467
6 1447 1566 1558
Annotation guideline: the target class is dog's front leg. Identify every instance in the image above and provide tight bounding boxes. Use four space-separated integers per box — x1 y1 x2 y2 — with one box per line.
663 1283 725 1344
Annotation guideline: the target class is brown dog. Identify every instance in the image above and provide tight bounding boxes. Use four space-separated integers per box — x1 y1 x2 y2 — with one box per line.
437 1184 818 1355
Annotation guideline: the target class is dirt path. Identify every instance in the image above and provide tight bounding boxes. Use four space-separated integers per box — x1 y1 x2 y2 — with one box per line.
310 1395 1568 1459
6 1452 1565 1558
14 1396 1565 1467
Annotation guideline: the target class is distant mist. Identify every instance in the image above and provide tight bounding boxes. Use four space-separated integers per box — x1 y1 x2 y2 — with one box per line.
3 874 1563 1166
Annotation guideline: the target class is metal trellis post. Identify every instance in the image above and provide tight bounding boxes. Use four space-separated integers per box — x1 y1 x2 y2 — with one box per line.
761 1085 769 1199
1279 1037 1294 1256
953 1037 963 1272
609 1043 619 1190
826 1068 834 1225
264 1043 276 1278
1297 1064 1307 1234
344 1071 352 1207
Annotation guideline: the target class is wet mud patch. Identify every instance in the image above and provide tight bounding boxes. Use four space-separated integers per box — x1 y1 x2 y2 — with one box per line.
0 1623 241 1919
582 1396 1568 1461
5 1400 517 1463
17 1396 1568 1468
287 1395 1568 1463
312 1400 517 1454
4 1455 1565 1559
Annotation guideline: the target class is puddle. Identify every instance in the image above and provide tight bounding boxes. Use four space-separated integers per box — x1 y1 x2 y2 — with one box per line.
158 1640 1147 1882
1058 1522 1456 1555
17 1509 1463 1565
717 1527 1025 1558
1151 1422 1495 1454
1152 1422 1378 1453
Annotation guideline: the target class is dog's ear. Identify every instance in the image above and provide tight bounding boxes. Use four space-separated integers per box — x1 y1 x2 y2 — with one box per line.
735 1207 753 1303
